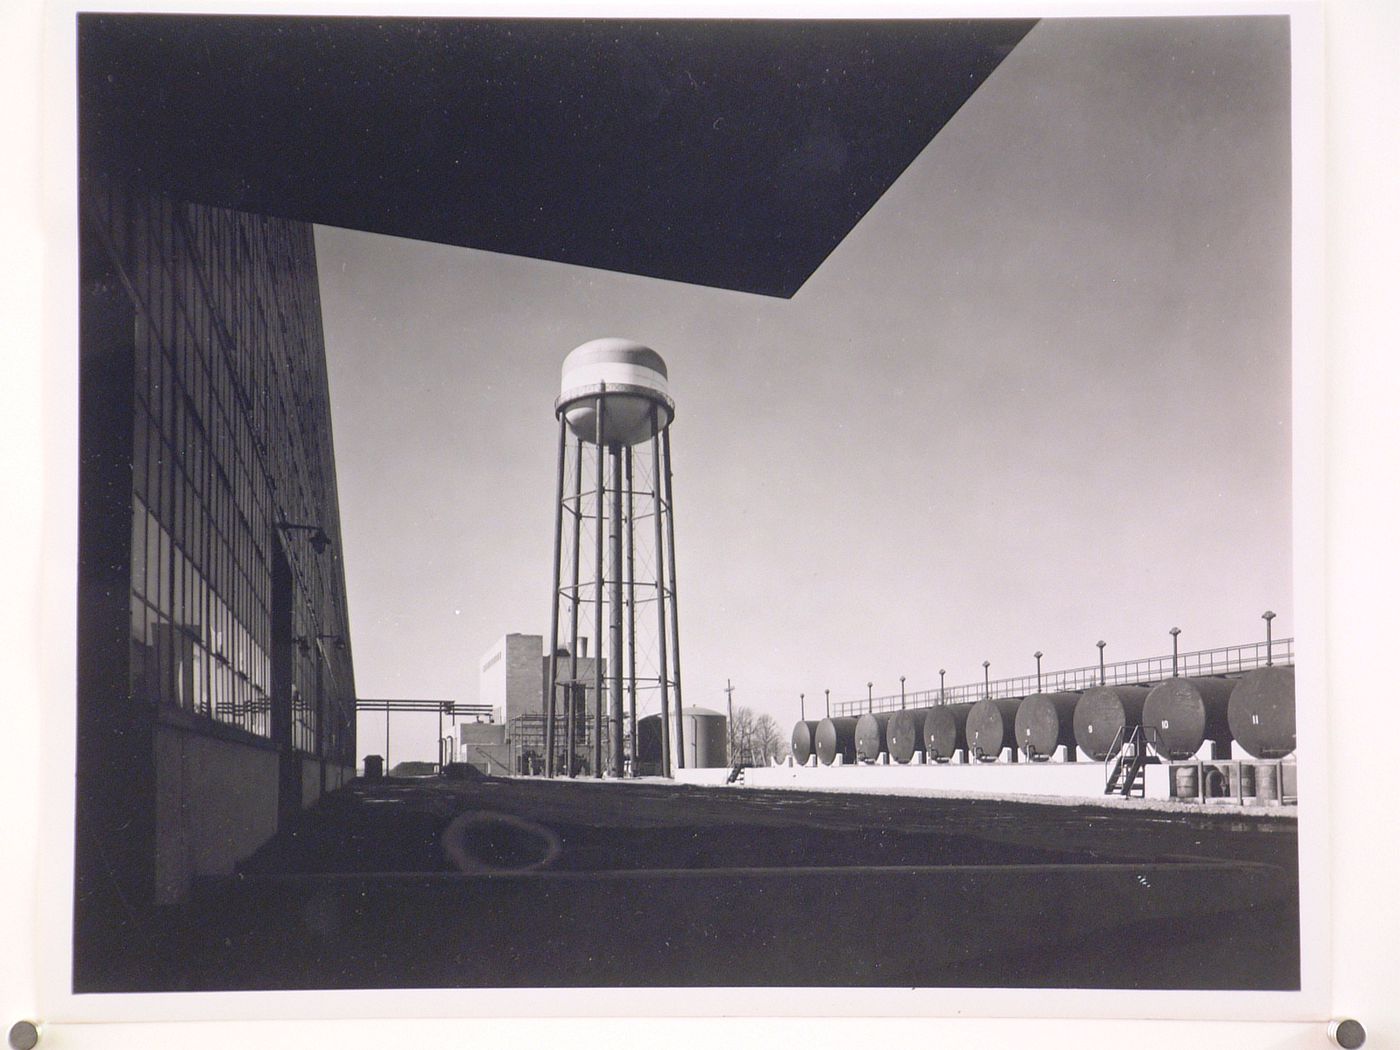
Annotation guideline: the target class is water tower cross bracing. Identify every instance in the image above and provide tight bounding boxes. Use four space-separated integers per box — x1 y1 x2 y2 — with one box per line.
545 338 685 778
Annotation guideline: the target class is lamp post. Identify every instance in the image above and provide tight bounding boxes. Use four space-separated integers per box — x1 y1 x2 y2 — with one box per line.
800 693 805 721
867 681 873 712
1034 651 1043 693
1170 627 1181 677
825 689 830 718
1262 610 1276 666
982 660 990 699
939 669 946 702
900 676 906 710
1097 640 1106 685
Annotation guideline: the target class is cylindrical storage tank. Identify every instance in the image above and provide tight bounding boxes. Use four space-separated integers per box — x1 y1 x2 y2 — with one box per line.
965 698 1024 761
681 706 728 768
815 717 859 766
886 708 933 765
923 703 974 761
1073 685 1151 760
854 711 896 763
556 338 675 447
637 706 728 770
791 720 821 766
1228 666 1296 758
1171 763 1200 800
1142 676 1237 760
1013 692 1080 760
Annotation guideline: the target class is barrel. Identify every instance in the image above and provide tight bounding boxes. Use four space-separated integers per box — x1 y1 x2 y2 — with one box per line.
854 711 896 763
1013 692 1080 760
791 720 821 766
965 698 1024 761
1252 763 1278 802
1142 676 1237 760
886 707 933 764
1171 763 1200 800
923 702 975 761
1227 666 1296 759
1073 685 1151 761
815 716 859 766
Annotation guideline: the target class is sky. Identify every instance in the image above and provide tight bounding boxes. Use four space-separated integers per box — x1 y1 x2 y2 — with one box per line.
316 16 1293 765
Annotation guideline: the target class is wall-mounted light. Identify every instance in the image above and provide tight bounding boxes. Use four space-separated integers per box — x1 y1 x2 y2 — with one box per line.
277 520 333 555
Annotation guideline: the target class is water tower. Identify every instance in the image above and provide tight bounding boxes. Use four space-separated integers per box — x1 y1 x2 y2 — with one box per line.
543 338 685 778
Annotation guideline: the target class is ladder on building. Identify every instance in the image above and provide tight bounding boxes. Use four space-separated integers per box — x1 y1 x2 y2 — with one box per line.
1104 725 1152 798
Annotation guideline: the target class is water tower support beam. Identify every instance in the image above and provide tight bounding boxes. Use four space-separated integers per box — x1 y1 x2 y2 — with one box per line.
594 394 605 778
625 446 638 776
650 404 672 777
663 426 685 768
609 444 625 776
544 414 567 777
566 437 583 777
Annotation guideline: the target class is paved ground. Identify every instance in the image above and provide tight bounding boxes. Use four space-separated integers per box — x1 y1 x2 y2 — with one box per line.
158 774 1299 991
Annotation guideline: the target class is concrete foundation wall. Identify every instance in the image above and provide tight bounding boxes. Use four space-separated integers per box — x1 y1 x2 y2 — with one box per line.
463 742 514 776
675 758 1114 799
154 724 279 905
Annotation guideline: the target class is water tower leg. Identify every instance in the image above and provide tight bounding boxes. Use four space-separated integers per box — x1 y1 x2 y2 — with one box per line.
662 427 685 769
609 444 625 777
544 414 567 777
650 406 672 778
566 438 583 777
625 446 638 775
593 395 605 779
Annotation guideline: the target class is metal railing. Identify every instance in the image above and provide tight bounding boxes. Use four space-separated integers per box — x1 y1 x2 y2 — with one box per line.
831 637 1294 717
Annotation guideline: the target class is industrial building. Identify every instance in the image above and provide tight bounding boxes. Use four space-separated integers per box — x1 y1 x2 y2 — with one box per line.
76 174 357 990
479 633 606 773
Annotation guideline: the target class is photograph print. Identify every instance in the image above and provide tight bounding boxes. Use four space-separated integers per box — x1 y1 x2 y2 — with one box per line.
72 10 1304 995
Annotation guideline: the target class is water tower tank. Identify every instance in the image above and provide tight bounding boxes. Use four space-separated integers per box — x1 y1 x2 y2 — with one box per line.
557 338 674 446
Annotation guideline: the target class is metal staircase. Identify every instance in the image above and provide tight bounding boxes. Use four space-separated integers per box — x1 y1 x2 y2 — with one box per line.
1103 725 1155 798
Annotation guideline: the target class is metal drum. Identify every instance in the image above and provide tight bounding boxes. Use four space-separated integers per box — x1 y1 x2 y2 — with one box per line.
923 703 974 762
791 720 821 766
1227 666 1296 759
886 708 933 764
1142 676 1236 760
1254 762 1279 802
1073 685 1151 761
1172 764 1200 800
965 698 1024 761
854 712 895 763
815 717 859 766
1013 692 1080 761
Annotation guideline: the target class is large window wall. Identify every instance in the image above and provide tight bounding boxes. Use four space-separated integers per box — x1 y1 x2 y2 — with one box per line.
105 185 355 765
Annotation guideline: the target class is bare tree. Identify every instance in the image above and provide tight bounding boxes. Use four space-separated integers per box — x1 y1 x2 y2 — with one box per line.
727 706 789 765
751 712 788 765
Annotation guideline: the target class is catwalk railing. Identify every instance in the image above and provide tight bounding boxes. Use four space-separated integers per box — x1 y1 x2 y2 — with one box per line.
831 637 1295 717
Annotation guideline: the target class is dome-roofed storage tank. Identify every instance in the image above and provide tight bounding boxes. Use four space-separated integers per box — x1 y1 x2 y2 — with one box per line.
791 720 821 766
966 698 1025 761
886 707 933 764
1142 676 1237 760
854 711 896 763
924 703 975 762
1014 692 1081 761
1227 665 1296 759
636 706 729 770
557 338 674 447
815 717 859 766
1073 685 1152 760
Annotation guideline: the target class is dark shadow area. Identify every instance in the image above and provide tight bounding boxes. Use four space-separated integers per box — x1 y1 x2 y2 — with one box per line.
146 777 1298 990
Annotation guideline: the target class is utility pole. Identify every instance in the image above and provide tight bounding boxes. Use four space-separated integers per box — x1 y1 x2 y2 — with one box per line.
725 678 736 764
